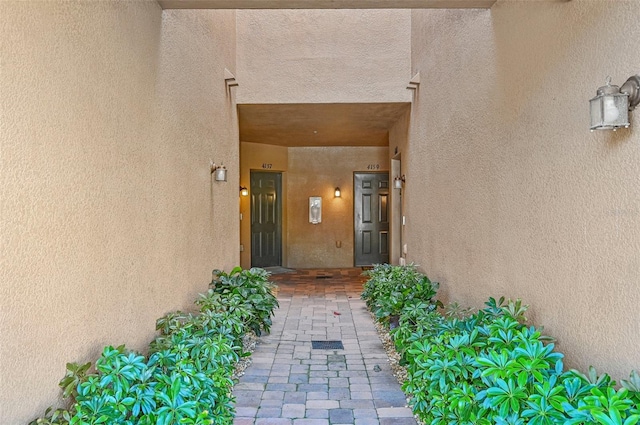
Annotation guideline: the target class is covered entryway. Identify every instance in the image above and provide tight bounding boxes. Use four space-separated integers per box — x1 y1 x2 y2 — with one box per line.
239 103 410 269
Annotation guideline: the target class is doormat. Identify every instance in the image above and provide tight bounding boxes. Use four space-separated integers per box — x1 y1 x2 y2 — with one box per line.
311 340 344 350
263 266 296 275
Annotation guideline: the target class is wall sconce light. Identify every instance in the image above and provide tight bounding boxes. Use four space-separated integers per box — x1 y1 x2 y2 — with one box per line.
240 186 248 196
590 74 640 131
334 187 341 197
394 175 405 189
210 161 227 182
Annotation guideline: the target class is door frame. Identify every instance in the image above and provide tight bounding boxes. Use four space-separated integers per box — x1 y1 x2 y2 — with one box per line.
390 156 402 265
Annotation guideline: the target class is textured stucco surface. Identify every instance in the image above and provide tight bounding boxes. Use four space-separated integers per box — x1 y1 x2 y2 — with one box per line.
4 1 640 421
407 1 640 380
236 9 412 104
0 3 238 423
287 146 389 268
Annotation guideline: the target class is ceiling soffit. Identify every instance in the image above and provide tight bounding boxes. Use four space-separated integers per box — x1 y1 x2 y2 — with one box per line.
238 103 410 147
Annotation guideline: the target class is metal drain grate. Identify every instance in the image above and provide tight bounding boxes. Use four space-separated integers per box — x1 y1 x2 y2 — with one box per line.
311 340 344 350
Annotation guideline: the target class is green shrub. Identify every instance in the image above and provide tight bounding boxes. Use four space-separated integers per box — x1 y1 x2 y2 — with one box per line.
361 263 440 326
394 296 640 425
207 267 279 337
361 268 640 425
31 266 279 425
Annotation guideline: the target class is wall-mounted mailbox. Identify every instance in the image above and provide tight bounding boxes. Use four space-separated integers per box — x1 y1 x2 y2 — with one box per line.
309 197 322 224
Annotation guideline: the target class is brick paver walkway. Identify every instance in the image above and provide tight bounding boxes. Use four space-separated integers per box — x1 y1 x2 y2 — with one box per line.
232 268 416 425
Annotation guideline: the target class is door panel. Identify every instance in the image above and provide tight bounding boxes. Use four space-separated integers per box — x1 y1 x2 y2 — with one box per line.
379 231 388 255
379 192 388 222
362 194 372 223
250 171 282 267
362 231 372 254
354 172 389 266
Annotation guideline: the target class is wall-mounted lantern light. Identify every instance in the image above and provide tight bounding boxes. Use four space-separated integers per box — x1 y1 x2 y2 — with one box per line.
590 74 640 131
394 175 405 189
240 186 248 196
334 187 341 197
210 161 227 181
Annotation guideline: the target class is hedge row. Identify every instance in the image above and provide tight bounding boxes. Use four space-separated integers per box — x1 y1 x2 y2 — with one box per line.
32 267 278 425
361 264 640 425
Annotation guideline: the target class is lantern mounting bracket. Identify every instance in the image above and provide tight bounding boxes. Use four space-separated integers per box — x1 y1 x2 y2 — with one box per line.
621 75 640 110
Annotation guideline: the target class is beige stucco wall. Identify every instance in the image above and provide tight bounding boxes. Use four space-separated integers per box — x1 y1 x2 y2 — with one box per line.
235 9 412 104
4 1 639 421
0 2 238 423
240 142 289 268
287 146 389 268
407 1 640 380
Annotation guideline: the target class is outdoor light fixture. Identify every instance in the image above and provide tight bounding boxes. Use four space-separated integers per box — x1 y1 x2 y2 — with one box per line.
590 74 640 131
334 187 341 197
240 186 248 196
394 175 405 189
210 161 227 182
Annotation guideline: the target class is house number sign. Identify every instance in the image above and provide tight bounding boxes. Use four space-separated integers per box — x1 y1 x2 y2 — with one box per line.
262 163 273 169
367 164 380 170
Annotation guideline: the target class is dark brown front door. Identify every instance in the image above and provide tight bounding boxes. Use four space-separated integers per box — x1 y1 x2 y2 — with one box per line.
354 172 389 266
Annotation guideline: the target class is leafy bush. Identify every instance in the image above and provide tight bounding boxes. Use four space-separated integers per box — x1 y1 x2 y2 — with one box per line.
31 267 279 425
361 264 441 326
402 300 640 424
70 342 236 425
362 269 640 425
208 267 279 337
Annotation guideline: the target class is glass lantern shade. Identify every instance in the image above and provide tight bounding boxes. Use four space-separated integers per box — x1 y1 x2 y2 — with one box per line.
214 167 227 181
590 85 630 131
394 177 403 189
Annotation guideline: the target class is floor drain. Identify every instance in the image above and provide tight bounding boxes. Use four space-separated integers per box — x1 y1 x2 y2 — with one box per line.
311 340 344 350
